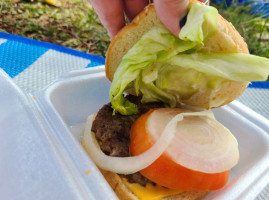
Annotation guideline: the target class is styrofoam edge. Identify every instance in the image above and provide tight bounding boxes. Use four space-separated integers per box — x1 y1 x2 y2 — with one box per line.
229 100 269 132
34 101 119 200
33 70 118 200
239 166 269 200
43 66 107 96
26 94 100 200
59 65 105 79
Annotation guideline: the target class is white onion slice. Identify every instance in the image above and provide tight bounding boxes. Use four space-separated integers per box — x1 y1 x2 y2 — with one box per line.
83 110 214 175
147 109 239 173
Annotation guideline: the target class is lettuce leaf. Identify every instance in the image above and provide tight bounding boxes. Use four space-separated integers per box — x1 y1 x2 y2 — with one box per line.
109 2 269 115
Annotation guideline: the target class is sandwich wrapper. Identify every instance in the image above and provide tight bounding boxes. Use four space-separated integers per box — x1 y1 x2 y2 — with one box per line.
0 66 269 200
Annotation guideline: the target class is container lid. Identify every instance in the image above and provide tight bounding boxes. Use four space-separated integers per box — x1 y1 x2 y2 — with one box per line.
0 68 117 200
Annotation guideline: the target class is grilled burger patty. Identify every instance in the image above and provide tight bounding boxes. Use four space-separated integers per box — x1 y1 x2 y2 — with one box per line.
91 95 164 186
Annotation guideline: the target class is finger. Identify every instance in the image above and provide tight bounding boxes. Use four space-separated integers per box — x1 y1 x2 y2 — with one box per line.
90 0 125 38
154 0 189 36
123 0 149 22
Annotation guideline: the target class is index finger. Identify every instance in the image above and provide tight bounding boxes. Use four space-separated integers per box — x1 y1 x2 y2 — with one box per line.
90 0 125 38
123 0 149 21
154 0 189 36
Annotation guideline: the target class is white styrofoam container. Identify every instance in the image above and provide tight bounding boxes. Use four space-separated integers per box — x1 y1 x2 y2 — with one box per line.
0 66 268 200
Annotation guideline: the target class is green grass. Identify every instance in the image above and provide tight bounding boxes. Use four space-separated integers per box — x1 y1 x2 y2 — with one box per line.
0 0 110 56
212 1 269 58
0 0 268 58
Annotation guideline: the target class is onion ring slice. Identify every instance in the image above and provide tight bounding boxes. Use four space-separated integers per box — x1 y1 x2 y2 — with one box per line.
83 110 214 175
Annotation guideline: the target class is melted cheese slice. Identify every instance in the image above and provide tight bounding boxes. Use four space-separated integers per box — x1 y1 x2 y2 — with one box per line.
122 178 182 200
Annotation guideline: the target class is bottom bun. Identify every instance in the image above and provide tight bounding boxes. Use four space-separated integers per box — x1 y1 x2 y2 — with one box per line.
82 124 208 200
98 167 208 200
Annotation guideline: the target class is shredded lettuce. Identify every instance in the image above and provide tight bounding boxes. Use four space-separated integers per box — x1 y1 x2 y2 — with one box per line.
109 2 269 115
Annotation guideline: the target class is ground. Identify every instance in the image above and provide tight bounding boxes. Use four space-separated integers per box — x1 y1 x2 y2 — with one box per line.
0 0 110 56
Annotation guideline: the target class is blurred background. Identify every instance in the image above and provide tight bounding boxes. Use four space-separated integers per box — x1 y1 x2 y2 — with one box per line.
1 0 268 58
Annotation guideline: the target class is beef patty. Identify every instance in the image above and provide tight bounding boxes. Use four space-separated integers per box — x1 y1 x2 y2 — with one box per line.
91 95 164 186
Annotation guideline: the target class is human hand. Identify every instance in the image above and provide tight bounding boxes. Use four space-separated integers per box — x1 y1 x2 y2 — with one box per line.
89 0 190 38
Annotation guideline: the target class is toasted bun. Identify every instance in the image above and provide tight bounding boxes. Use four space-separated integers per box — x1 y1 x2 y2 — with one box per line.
105 3 249 109
96 167 208 200
81 124 208 200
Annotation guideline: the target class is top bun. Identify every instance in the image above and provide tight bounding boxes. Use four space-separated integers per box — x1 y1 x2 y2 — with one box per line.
105 3 249 109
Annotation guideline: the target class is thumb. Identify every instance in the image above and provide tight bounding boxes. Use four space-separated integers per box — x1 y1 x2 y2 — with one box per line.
154 0 189 36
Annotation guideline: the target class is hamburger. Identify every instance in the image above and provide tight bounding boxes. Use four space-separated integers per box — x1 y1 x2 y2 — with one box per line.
82 1 269 200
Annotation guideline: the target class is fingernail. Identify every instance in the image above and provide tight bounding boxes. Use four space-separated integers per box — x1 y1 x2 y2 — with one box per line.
179 13 188 28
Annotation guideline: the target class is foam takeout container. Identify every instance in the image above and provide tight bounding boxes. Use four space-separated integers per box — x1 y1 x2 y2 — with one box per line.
0 66 269 200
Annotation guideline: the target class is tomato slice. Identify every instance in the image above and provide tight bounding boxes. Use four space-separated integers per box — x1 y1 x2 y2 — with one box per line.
129 109 229 191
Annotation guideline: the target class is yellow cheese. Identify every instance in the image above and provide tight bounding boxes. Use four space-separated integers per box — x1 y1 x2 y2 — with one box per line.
122 178 182 200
